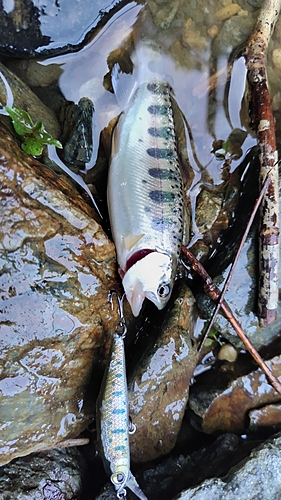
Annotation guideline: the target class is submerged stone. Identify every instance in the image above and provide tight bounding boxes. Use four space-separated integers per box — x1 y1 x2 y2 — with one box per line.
0 0 133 58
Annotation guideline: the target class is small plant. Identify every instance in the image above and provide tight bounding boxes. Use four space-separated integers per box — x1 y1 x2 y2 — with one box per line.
211 138 230 160
204 326 225 348
5 106 62 156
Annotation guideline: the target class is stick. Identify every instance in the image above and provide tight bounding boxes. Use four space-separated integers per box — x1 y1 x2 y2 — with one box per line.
243 0 280 326
200 176 271 350
181 245 281 396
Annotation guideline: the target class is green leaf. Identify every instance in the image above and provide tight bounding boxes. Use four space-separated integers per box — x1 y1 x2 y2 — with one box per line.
21 137 43 156
5 106 63 155
33 121 63 148
5 106 34 135
222 139 230 154
204 338 214 348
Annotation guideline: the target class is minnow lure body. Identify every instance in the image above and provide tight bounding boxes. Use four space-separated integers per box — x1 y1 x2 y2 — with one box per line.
97 294 147 499
107 39 184 316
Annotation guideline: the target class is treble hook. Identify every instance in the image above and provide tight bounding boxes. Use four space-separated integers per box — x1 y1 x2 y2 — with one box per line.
108 290 127 338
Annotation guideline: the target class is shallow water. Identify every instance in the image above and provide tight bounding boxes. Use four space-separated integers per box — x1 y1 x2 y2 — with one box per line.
38 0 257 184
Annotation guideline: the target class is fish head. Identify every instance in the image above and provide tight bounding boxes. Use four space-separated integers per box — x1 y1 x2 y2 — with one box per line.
122 252 175 317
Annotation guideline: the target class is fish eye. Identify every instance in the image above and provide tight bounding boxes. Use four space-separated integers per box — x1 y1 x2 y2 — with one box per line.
157 283 171 299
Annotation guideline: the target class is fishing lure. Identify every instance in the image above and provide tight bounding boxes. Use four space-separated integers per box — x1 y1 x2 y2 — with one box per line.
97 291 148 499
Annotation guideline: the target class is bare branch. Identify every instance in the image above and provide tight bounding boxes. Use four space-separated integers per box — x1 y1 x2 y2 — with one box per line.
243 0 280 326
181 245 281 397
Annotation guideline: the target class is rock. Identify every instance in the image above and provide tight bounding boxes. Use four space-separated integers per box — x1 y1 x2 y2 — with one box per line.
95 483 117 500
272 48 281 71
174 432 281 500
0 0 133 58
238 9 249 17
138 433 258 499
0 62 60 139
146 0 179 28
207 25 219 39
6 60 63 88
217 344 238 362
128 283 197 462
182 19 207 52
220 0 232 6
188 354 281 434
0 447 83 499
0 121 120 466
214 4 241 22
246 0 263 7
249 403 281 431
214 15 255 55
195 189 223 233
62 97 95 166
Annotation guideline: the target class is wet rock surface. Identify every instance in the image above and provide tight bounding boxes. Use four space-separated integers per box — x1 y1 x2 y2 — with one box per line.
95 431 281 500
196 156 281 351
62 98 95 166
128 283 197 463
249 403 281 431
175 432 281 500
0 121 120 465
94 433 245 500
0 61 60 139
0 447 84 499
0 0 133 58
189 354 281 434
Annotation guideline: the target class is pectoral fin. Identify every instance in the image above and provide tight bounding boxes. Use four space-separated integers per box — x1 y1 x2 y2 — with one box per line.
123 234 144 252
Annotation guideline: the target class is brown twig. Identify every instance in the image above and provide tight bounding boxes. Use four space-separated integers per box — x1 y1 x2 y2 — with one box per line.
181 245 281 396
243 0 280 326
200 176 271 351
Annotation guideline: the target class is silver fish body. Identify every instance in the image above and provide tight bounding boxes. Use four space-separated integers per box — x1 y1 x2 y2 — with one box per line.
108 43 184 316
97 332 147 500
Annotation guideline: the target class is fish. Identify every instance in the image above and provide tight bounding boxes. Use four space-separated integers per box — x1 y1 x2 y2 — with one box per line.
107 38 184 317
96 292 148 500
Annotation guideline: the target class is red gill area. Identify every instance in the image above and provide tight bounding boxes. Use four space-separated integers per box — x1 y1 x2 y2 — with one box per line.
119 249 155 278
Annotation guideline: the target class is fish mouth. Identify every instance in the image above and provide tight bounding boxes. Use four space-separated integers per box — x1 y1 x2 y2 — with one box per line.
126 279 146 317
122 251 174 317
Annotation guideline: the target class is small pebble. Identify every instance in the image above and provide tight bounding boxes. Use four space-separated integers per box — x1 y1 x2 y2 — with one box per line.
182 18 207 51
214 4 241 22
272 48 281 71
217 344 238 362
207 25 219 39
272 92 281 112
238 9 249 17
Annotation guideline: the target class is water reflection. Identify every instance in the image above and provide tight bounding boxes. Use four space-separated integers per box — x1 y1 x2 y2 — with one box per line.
40 0 256 179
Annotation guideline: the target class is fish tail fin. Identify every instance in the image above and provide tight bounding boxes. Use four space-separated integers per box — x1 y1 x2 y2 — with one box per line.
132 38 166 84
111 38 166 107
111 63 136 109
